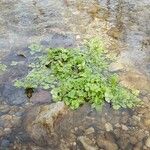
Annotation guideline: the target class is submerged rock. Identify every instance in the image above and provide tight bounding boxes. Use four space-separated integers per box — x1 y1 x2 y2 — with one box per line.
85 127 95 135
144 119 150 127
0 127 4 137
1 139 10 148
0 84 27 106
121 124 128 131
78 136 98 150
145 137 150 148
25 102 68 146
97 137 118 150
107 26 122 39
0 114 21 129
120 70 150 90
105 122 113 132
0 104 10 115
109 61 124 72
30 89 52 104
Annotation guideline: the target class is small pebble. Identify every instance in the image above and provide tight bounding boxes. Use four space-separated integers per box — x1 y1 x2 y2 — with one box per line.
145 137 150 148
74 127 78 131
105 123 113 132
115 123 121 128
121 125 128 131
85 127 95 135
73 142 76 146
1 139 10 147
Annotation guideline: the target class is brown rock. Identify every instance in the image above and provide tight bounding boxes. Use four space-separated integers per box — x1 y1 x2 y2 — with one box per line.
0 127 4 137
145 137 150 148
30 90 52 104
133 142 143 150
115 123 121 128
4 128 11 135
130 136 138 145
0 114 21 128
25 102 68 146
107 27 122 39
121 124 128 131
85 127 95 135
97 137 118 150
109 61 124 72
144 119 150 127
0 104 10 113
78 136 98 150
120 70 150 90
105 123 113 132
88 4 100 14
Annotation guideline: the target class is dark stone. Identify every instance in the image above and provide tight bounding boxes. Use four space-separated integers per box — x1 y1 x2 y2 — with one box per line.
30 89 52 104
0 84 27 106
51 33 75 48
1 139 10 147
40 40 50 46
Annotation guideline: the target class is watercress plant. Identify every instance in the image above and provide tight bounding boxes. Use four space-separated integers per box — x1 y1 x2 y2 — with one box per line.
15 38 140 110
0 63 7 74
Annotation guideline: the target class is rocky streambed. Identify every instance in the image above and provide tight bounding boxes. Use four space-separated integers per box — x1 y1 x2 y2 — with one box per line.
0 0 150 149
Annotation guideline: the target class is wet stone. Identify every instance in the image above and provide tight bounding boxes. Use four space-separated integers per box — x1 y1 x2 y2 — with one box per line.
14 111 24 117
97 137 118 150
121 124 128 131
50 33 75 48
107 26 122 39
145 137 150 148
78 136 98 150
105 123 113 132
0 115 12 127
0 84 27 106
117 138 131 150
30 89 52 104
144 119 150 128
130 136 138 145
115 123 121 128
0 127 4 137
120 70 150 90
4 128 11 135
25 102 68 146
85 127 95 135
0 104 10 115
134 142 143 150
1 139 10 148
109 61 124 72
0 114 21 129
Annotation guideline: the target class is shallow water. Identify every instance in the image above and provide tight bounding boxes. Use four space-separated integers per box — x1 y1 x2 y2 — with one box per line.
0 0 150 149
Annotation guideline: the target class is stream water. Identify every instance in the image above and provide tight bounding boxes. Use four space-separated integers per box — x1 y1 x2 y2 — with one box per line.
0 0 150 149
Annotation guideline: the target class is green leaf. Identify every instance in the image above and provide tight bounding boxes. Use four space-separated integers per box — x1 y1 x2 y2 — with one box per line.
29 44 43 54
113 105 120 110
14 38 141 110
68 90 76 98
0 63 7 73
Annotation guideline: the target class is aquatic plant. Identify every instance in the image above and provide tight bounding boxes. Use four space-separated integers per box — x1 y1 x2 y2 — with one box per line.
15 38 140 110
0 63 7 74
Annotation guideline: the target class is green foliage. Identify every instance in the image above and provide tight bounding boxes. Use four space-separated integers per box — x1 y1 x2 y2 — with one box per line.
28 43 43 55
0 63 7 74
14 38 140 110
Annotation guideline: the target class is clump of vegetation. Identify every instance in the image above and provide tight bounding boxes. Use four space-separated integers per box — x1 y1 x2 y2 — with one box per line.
0 63 7 74
15 38 140 110
28 43 43 55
